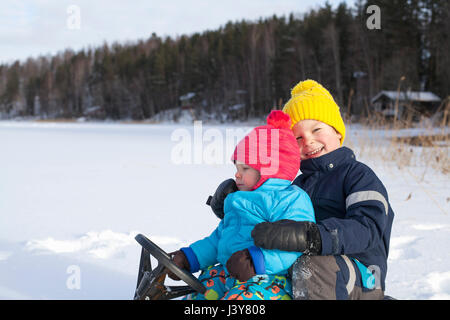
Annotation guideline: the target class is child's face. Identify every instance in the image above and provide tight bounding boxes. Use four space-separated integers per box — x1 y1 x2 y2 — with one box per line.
234 162 261 191
292 119 342 160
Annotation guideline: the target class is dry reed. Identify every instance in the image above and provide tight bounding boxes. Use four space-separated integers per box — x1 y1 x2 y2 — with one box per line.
345 97 450 176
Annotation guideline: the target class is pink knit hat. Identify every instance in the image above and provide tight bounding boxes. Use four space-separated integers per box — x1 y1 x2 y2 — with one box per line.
231 110 301 190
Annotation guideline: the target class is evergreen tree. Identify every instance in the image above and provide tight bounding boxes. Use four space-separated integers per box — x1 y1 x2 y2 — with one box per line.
0 1 447 120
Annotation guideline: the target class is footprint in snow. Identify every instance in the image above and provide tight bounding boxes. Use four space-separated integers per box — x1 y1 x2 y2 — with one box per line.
424 271 450 300
388 236 421 261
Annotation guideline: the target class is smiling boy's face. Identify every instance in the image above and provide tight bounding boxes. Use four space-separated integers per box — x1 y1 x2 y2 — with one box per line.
234 162 261 191
292 119 342 160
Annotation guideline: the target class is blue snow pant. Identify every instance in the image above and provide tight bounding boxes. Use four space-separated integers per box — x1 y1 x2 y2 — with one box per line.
291 255 384 300
183 265 292 300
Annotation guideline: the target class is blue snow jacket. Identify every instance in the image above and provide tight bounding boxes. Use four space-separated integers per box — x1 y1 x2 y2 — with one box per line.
293 147 394 290
182 178 315 276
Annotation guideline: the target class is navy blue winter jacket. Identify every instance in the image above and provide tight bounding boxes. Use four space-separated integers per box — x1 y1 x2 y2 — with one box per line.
293 147 394 290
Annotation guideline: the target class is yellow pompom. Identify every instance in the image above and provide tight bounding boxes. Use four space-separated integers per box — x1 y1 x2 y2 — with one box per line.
291 79 321 97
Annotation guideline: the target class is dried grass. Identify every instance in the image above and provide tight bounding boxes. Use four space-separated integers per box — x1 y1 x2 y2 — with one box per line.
345 97 450 176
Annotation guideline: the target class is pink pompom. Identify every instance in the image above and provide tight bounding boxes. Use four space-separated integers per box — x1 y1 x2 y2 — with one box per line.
266 110 292 129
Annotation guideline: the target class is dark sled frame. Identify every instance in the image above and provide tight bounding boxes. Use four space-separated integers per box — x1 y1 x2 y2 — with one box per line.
133 234 206 300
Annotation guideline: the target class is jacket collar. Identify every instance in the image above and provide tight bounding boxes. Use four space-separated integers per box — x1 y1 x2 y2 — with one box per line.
255 178 292 191
300 146 355 174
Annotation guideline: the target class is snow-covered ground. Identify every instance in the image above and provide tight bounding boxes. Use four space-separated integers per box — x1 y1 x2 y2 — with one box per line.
0 120 449 299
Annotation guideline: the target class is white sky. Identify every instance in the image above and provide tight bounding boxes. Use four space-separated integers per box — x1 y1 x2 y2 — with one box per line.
0 0 357 65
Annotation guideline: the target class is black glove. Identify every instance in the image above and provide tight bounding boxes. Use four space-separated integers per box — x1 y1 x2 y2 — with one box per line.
251 220 322 255
167 250 190 281
226 249 256 282
206 179 238 219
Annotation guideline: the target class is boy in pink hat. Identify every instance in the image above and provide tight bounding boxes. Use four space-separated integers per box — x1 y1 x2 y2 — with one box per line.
168 110 316 300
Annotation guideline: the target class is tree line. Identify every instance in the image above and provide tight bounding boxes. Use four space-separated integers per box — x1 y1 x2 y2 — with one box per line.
0 0 448 121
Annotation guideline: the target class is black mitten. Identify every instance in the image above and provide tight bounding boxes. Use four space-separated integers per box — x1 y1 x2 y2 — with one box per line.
206 179 238 219
251 220 322 255
167 250 190 281
226 249 256 282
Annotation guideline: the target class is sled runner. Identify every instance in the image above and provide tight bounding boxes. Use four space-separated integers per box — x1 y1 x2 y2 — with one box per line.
133 233 207 300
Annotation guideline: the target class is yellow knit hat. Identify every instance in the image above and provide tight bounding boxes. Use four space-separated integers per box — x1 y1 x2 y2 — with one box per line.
282 79 346 145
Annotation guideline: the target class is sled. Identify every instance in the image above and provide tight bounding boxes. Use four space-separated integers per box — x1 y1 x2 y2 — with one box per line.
133 233 207 300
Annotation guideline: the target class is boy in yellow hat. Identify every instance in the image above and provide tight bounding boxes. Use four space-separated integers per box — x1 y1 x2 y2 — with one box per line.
249 79 395 299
